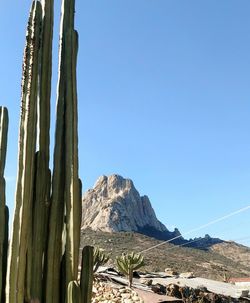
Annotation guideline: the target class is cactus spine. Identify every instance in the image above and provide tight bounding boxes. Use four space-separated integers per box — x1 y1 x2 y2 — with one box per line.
0 107 9 303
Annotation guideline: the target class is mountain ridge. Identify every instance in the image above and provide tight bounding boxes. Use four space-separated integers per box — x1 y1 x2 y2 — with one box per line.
81 174 223 248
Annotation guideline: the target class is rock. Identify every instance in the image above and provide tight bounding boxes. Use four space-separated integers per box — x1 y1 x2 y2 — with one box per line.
81 175 172 236
91 280 144 303
151 283 166 294
179 272 195 278
166 284 182 299
140 278 153 286
166 283 238 302
121 293 131 299
164 269 178 276
81 174 224 247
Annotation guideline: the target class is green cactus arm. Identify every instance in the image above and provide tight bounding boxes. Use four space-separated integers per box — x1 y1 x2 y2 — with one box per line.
0 107 8 177
16 4 42 302
67 280 81 303
116 252 145 287
45 0 68 299
0 106 8 303
29 153 51 301
1 206 9 303
6 2 42 303
116 257 129 276
80 246 94 303
30 0 54 298
65 27 81 286
93 247 110 273
39 0 53 159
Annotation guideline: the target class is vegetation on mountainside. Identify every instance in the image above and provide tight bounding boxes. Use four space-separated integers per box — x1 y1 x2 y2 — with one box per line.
81 229 250 281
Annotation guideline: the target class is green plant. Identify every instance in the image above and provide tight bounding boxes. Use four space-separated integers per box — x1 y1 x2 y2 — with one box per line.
67 280 81 303
93 247 110 273
2 0 92 303
221 270 231 283
116 252 145 287
0 107 9 303
80 246 94 303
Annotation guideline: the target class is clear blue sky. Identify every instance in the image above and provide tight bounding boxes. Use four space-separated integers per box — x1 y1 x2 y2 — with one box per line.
0 1 250 246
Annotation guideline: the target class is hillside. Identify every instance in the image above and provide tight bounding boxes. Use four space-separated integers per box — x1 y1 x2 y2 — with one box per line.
80 229 250 281
211 241 250 270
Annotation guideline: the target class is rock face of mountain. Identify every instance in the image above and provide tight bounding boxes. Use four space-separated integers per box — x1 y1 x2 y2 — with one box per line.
81 174 183 243
81 174 223 247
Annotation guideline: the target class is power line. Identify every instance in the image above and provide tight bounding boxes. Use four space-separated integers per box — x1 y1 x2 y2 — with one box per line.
139 205 250 253
164 235 250 252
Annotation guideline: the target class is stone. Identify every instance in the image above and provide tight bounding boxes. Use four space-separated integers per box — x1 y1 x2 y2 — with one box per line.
81 174 221 247
131 295 140 301
140 278 153 286
121 293 131 299
81 174 170 234
164 269 178 276
179 272 195 278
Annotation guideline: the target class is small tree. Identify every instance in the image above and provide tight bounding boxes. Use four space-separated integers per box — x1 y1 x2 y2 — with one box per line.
93 247 110 273
116 252 145 287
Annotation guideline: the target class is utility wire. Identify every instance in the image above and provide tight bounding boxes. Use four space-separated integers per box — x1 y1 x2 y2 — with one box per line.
164 235 250 252
140 205 250 253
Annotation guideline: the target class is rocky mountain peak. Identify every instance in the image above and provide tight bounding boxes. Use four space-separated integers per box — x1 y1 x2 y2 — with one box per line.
81 174 177 237
81 174 224 247
92 174 135 198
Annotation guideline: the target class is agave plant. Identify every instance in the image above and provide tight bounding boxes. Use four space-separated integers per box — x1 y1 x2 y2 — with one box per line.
93 247 110 273
116 252 144 288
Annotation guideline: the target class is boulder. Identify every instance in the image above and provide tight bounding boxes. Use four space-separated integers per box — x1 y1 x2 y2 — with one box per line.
179 272 195 279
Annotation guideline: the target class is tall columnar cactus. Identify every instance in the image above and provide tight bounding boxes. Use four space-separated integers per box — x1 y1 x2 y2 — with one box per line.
0 107 9 303
116 252 145 288
45 0 81 302
4 0 86 302
29 0 53 300
63 0 81 289
80 246 94 303
6 3 42 303
67 280 81 303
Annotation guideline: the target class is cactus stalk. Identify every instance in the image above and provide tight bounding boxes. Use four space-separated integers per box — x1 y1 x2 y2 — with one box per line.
6 3 42 302
67 280 81 303
45 0 81 302
80 246 94 303
29 0 53 300
0 107 9 303
3 1 84 302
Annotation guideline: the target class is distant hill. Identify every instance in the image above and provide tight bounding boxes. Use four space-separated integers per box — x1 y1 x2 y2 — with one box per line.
80 229 250 280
